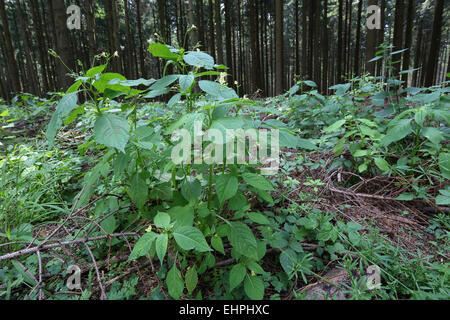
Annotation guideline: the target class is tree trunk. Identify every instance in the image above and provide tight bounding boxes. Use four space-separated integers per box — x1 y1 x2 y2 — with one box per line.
105 0 122 74
322 0 329 93
295 0 299 77
84 0 97 66
249 0 261 92
401 0 415 85
208 0 216 59
0 0 21 93
301 0 308 79
214 0 224 64
424 0 444 87
366 0 378 75
52 0 72 90
274 0 284 95
124 0 136 79
337 0 344 81
224 0 233 84
354 0 363 76
136 0 146 78
392 0 405 76
196 0 205 48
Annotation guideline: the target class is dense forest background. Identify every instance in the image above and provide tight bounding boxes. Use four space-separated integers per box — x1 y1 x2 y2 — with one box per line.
0 0 449 101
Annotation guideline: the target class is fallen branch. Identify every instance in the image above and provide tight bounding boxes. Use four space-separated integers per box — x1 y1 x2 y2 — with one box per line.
0 233 138 262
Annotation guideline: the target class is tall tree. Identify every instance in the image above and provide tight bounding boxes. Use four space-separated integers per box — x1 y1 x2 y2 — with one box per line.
354 0 363 76
249 0 261 92
208 0 216 59
301 0 308 79
0 0 21 93
425 0 444 87
401 0 415 85
224 0 233 84
52 0 73 89
337 0 344 81
84 0 97 66
196 0 206 47
214 0 224 64
136 0 146 77
274 0 284 95
15 0 40 95
392 0 405 76
322 0 329 93
124 0 137 79
366 0 378 75
105 0 122 73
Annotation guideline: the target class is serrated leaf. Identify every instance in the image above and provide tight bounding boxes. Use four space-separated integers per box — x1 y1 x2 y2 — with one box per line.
129 233 157 261
94 114 130 152
184 51 215 70
179 75 195 92
173 226 212 252
381 119 412 146
216 174 238 205
244 275 264 300
374 158 390 172
156 233 168 263
148 43 179 60
242 173 274 191
248 212 270 225
166 266 184 299
211 236 225 254
128 174 148 209
280 249 297 278
324 119 346 133
154 212 171 229
229 222 258 259
229 264 246 291
185 266 198 294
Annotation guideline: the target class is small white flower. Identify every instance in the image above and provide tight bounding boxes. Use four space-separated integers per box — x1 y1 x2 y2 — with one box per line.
113 51 119 57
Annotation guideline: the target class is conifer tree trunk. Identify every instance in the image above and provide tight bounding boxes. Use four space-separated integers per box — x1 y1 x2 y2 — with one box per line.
214 0 224 64
0 0 21 93
275 0 284 95
401 0 415 85
425 0 444 87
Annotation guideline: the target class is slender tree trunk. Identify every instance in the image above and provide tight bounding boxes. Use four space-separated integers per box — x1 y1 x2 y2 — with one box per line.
337 0 344 81
105 0 122 74
196 0 205 47
295 0 299 76
322 0 329 94
188 0 198 47
313 0 321 90
275 0 284 95
425 0 444 87
392 0 405 76
224 0 233 84
136 0 146 78
52 0 72 90
413 19 423 87
376 0 385 76
301 0 308 79
214 0 224 64
401 0 415 85
124 0 136 79
249 0 261 92
208 0 216 59
30 0 50 92
84 0 97 66
366 0 378 75
0 0 21 92
15 0 41 95
354 0 363 76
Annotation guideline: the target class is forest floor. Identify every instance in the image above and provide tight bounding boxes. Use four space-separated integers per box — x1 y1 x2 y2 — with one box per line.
0 96 448 300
